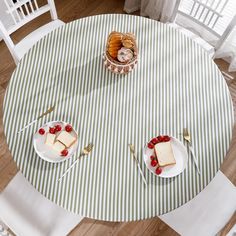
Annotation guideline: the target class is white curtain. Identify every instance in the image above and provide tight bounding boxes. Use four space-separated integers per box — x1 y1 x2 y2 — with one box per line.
124 0 177 22
215 28 236 72
123 0 236 72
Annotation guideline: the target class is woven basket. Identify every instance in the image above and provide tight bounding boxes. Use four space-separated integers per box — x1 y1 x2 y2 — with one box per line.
103 32 138 74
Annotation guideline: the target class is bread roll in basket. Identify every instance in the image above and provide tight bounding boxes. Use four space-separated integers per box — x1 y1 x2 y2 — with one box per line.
103 31 138 74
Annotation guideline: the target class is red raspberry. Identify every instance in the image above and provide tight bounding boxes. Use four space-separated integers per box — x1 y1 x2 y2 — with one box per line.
65 124 73 132
55 125 62 132
61 149 68 156
151 137 159 145
157 135 164 142
151 159 158 167
163 135 170 142
150 155 155 160
155 167 162 175
38 128 45 135
49 127 56 134
147 142 154 149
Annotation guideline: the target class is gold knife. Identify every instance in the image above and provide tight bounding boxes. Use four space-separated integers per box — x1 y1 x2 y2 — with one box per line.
17 105 56 133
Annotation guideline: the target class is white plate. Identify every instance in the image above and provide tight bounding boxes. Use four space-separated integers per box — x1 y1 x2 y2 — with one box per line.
33 121 78 163
143 137 188 178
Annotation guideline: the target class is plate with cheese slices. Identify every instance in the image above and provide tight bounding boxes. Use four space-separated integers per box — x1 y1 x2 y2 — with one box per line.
143 135 188 178
33 121 78 163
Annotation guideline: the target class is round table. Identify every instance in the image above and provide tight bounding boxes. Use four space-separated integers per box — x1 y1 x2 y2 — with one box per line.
3 14 234 221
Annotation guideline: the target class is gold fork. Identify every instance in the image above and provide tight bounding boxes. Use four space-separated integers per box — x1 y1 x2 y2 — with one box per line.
58 143 94 182
129 144 147 186
183 128 201 175
18 104 56 133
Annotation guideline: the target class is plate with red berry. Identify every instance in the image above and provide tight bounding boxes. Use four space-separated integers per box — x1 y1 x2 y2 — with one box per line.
33 121 78 163
143 135 188 178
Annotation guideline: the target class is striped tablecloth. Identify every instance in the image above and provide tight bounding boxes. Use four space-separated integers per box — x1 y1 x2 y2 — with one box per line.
3 14 234 221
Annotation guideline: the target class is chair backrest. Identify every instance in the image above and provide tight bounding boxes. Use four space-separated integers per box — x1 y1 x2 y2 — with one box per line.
0 0 58 63
171 0 236 50
3 0 58 34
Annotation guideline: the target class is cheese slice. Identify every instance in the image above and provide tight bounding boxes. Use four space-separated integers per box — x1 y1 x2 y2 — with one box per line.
53 141 65 153
45 133 56 146
56 131 77 148
154 141 176 167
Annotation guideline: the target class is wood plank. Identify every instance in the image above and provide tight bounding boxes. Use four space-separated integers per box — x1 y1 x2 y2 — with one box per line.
221 124 236 185
141 217 179 236
70 218 97 236
82 221 121 236
215 58 236 79
0 85 13 173
113 219 154 236
0 160 18 192
0 139 13 173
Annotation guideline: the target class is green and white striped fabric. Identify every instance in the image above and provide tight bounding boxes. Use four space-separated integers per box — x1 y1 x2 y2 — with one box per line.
3 14 234 221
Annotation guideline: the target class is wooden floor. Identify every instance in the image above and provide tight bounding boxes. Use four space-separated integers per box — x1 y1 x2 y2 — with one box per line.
0 1 236 235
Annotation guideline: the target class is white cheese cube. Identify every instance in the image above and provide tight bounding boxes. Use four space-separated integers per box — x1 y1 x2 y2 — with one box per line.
45 133 56 146
154 141 176 167
56 131 77 148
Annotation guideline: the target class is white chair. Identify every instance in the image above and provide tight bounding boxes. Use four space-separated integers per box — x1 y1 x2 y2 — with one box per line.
160 171 236 236
169 0 236 57
0 1 16 37
0 0 65 64
0 172 83 236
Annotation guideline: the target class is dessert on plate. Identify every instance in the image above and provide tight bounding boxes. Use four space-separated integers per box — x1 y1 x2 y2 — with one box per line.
147 135 176 175
38 123 77 157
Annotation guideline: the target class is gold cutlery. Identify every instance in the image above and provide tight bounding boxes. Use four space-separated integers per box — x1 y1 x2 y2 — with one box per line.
183 128 201 175
128 144 147 186
58 143 94 182
17 104 56 133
